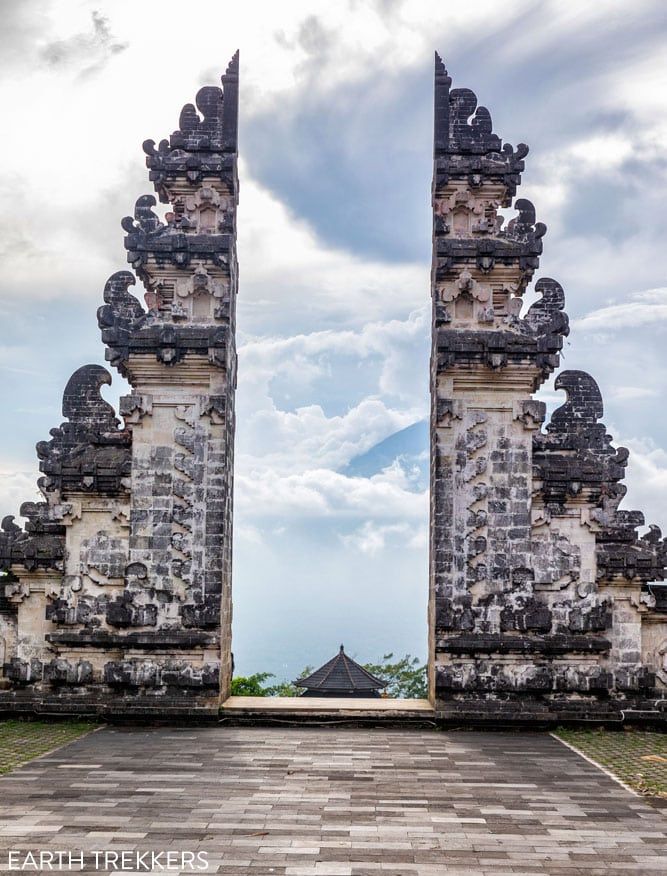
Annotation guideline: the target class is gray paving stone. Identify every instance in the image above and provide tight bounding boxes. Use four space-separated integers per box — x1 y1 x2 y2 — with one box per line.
0 728 664 875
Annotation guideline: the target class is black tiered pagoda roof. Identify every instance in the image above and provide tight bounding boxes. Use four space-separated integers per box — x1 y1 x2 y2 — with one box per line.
294 645 388 698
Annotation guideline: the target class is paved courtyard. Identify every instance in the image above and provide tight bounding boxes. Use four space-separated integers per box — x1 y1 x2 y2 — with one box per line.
0 726 665 875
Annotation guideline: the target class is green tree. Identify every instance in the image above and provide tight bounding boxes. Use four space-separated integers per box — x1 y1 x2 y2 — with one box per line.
362 653 427 699
229 672 276 696
266 679 301 697
270 665 314 697
230 666 314 697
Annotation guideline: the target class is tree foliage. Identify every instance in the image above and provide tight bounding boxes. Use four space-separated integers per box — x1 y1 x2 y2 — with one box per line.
230 666 314 697
362 653 427 699
229 672 277 697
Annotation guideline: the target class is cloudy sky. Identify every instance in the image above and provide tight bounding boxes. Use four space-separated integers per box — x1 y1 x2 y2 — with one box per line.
1 0 666 682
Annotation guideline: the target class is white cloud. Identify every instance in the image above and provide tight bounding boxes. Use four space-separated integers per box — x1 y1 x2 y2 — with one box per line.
618 436 667 530
235 463 427 522
341 519 427 556
38 9 128 78
235 303 429 504
239 308 427 380
237 174 429 333
567 135 634 171
573 288 667 332
0 467 42 522
238 396 418 472
234 523 265 545
238 303 429 408
609 386 658 401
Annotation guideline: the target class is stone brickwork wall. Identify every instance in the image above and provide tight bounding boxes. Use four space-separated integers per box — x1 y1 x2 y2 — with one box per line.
0 54 239 718
429 54 667 721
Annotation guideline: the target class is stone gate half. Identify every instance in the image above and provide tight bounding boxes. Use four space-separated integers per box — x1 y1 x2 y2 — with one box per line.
0 54 239 718
429 54 667 722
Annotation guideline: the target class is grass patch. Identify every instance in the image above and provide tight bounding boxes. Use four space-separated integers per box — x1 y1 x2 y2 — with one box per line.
555 727 667 797
0 719 97 775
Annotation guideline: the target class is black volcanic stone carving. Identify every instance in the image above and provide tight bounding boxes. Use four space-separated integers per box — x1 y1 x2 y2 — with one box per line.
43 658 93 686
434 323 566 374
535 370 667 584
434 661 645 696
103 659 218 689
143 51 239 201
122 194 233 278
430 53 667 713
534 370 629 506
105 593 158 628
449 87 500 152
1 365 128 573
47 629 215 648
0 55 240 714
439 634 611 655
97 271 232 375
46 591 165 631
506 200 546 240
0 503 65 573
2 52 666 719
4 658 43 685
523 278 569 340
433 53 528 199
180 598 221 629
434 209 546 281
36 364 131 496
549 370 604 429
97 271 146 377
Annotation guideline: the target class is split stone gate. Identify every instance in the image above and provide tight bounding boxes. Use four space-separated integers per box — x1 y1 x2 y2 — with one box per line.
1 54 666 722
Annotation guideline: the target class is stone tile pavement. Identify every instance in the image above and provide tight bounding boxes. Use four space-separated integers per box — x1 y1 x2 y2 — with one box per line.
0 726 665 874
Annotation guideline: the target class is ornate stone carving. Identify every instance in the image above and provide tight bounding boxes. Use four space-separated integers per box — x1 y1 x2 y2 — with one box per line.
119 393 153 424
97 271 147 377
513 399 546 430
142 51 239 200
435 398 463 428
0 503 65 573
534 371 631 508
36 365 131 497
434 53 528 199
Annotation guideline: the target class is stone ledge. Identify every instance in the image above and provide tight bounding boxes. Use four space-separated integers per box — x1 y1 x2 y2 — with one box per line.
0 691 220 724
433 695 667 728
220 696 436 724
436 634 611 654
46 630 218 649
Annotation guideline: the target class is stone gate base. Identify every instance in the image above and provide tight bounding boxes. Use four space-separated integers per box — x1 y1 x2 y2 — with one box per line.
0 691 220 723
1 691 666 727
